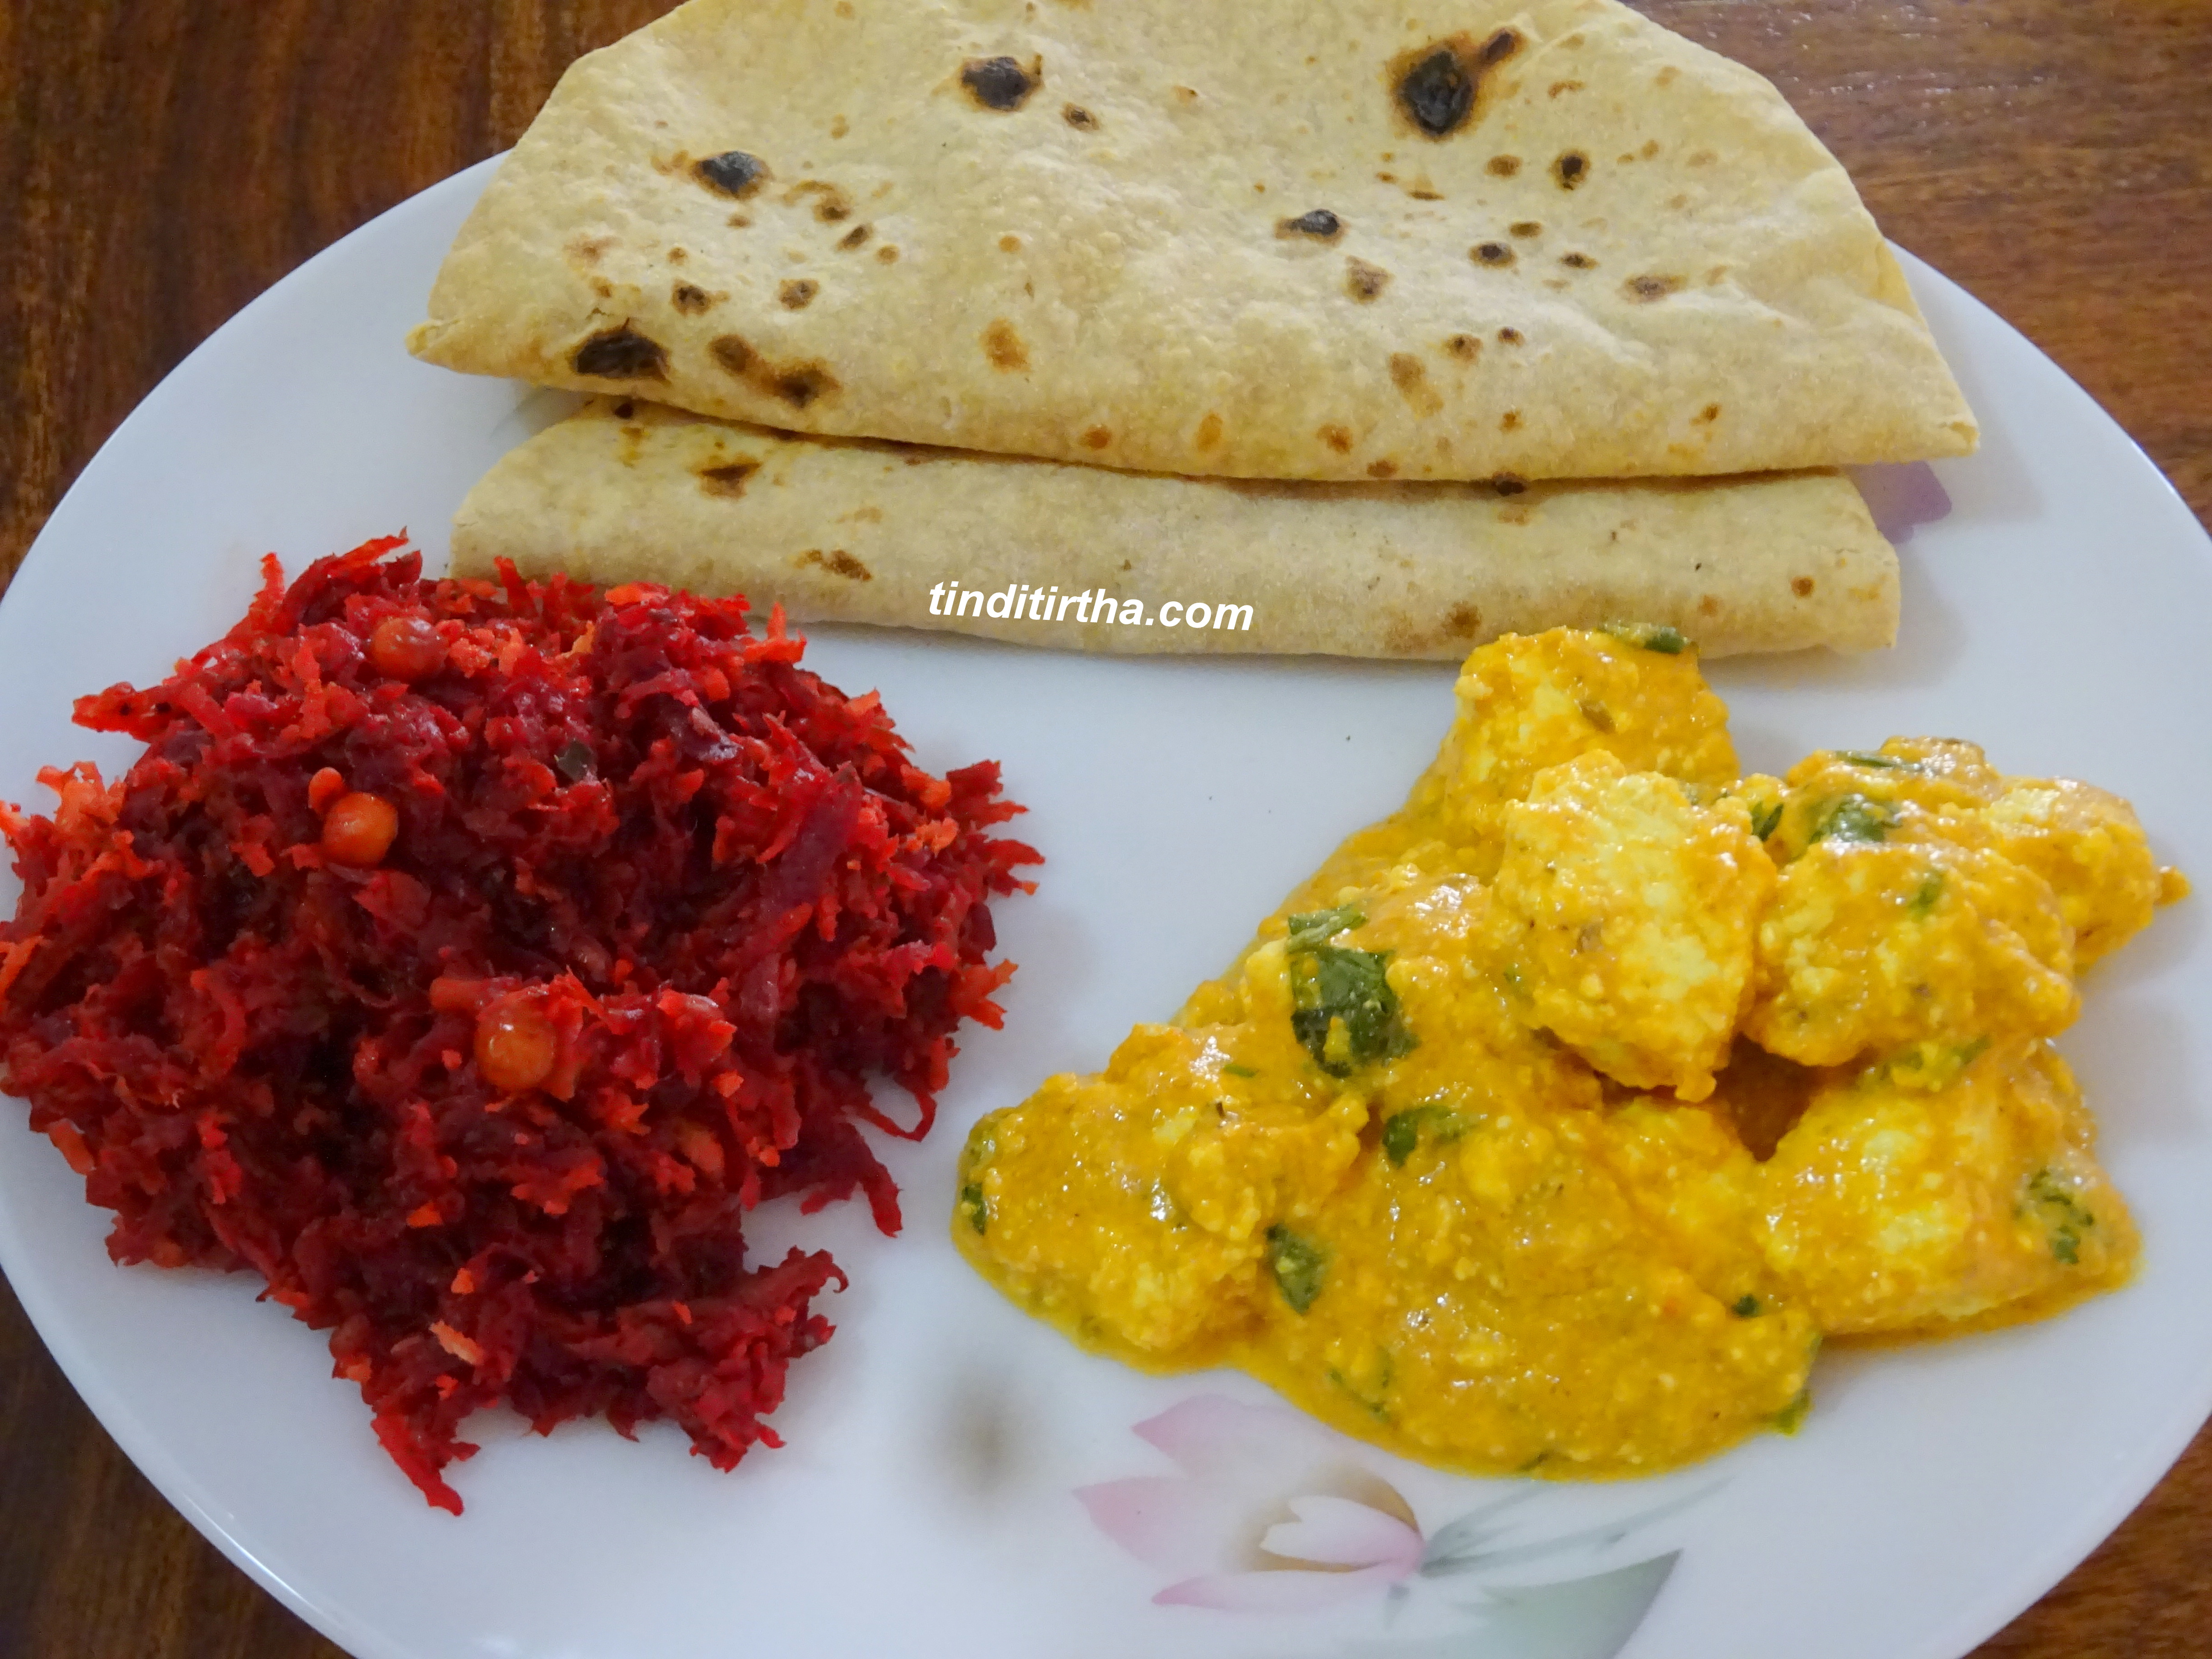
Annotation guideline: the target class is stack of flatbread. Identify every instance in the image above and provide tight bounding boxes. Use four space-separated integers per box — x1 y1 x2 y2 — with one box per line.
415 0 1975 658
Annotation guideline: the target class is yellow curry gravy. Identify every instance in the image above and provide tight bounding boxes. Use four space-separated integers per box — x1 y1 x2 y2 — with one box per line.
954 629 2184 1479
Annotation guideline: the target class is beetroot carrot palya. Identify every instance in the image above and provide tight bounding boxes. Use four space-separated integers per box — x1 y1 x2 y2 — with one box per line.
0 538 1037 1512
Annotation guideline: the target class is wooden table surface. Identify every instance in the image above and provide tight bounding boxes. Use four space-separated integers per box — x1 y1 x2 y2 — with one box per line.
3 2 2209 1654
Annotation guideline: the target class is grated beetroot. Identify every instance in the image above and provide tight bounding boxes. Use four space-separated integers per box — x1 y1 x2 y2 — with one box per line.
0 537 1037 1512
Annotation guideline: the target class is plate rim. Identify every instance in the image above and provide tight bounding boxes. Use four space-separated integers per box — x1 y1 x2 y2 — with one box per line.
2 157 2211 1659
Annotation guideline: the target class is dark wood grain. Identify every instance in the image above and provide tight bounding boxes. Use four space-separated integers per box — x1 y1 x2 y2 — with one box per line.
1 3 2208 1656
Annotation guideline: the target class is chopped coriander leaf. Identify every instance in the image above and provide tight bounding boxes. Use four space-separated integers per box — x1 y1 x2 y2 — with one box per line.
1221 1062 1258 1079
2024 1168 2095 1265
1733 1294 1762 1317
1909 870 1946 916
1326 1354 1394 1422
1603 620 1688 654
1382 1105 1471 1166
959 1181 989 1235
1287 905 1366 950
1289 945 1417 1076
1837 749 1903 769
1267 1225 1330 1313
1880 1036 1990 1092
1809 793 1895 846
1771 1388 1812 1435
1749 800 1784 841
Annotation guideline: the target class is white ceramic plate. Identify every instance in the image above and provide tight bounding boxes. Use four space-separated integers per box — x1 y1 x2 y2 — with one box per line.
3 160 2210 1659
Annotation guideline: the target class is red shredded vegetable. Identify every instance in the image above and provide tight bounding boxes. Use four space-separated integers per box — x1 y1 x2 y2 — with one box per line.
0 538 1037 1512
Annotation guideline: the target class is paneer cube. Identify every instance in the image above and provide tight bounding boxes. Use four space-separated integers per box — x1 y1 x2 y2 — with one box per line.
1486 751 1774 1100
1757 1040 2136 1333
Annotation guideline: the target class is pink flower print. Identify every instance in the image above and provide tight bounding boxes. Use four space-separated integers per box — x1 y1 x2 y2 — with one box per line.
1851 461 1954 545
1076 1395 1426 1612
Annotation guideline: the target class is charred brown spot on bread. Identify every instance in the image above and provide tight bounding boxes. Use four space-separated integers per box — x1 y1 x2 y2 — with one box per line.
672 283 716 315
773 364 839 406
590 279 614 300
1389 29 1518 140
1497 326 1523 344
1447 603 1482 637
1554 151 1590 189
695 151 769 199
567 234 613 266
1626 273 1687 302
982 319 1030 370
1195 412 1224 450
611 400 636 420
1487 155 1521 177
1472 241 1515 267
1696 403 1722 424
1396 47 1471 134
1549 80 1585 97
1278 209 1343 240
876 244 900 263
1367 459 1399 479
1792 576 1816 597
787 181 853 223
1510 220 1542 238
1081 426 1112 449
1561 251 1596 269
839 224 872 250
697 459 761 498
1388 352 1442 415
1409 187 1442 201
1383 617 1427 656
669 247 689 264
1642 139 1662 159
711 335 841 407
1491 474 1527 496
962 56 1039 110
1318 424 1355 454
779 279 820 310
1444 333 1481 361
572 326 668 382
1345 258 1392 301
799 548 874 582
1063 103 1098 129
999 233 1022 252
1501 410 1522 431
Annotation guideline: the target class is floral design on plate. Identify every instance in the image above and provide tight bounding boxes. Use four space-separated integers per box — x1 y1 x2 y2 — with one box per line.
1850 460 1955 545
1077 1395 1718 1659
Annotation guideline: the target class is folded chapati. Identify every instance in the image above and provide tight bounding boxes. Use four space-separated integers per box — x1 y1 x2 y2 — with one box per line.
411 0 1974 483
450 398 1899 658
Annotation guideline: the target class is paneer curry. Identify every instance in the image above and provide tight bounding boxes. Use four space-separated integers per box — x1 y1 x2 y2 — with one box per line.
954 629 2185 1478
